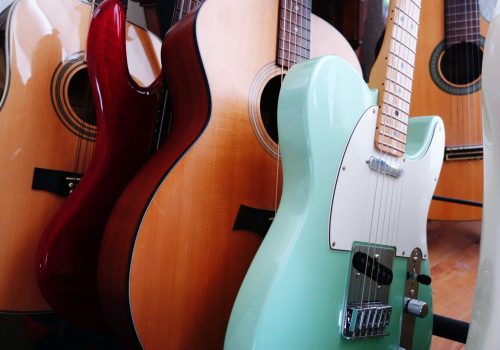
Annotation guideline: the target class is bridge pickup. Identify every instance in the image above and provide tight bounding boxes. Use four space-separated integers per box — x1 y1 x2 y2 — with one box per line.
352 251 393 286
444 145 483 161
32 167 82 197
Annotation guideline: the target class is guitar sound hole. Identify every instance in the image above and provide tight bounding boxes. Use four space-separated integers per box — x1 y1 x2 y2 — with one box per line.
68 68 96 126
260 74 285 144
440 42 483 86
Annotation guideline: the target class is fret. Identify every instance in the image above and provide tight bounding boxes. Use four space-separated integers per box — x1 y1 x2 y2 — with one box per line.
279 38 310 49
278 50 309 62
445 14 480 22
446 32 481 38
172 0 202 25
279 20 311 36
445 0 480 46
279 44 310 59
378 138 406 153
277 0 312 69
375 0 421 157
446 11 480 16
378 128 407 144
279 33 310 47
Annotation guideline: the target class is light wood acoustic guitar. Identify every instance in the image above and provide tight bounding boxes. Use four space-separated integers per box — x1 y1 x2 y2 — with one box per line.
97 0 361 348
0 0 160 313
410 0 489 220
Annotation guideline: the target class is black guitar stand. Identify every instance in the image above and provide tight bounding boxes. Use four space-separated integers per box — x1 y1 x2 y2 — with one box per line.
433 314 469 344
432 195 483 208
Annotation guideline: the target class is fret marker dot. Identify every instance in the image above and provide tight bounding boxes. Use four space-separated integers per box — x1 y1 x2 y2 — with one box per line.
295 27 298 32
295 5 299 11
395 110 399 116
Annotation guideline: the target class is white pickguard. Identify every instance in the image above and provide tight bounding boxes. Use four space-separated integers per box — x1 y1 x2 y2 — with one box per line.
329 106 445 258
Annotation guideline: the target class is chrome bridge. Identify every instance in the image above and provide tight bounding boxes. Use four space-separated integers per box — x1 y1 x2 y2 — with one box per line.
444 145 483 161
343 301 392 338
342 244 395 340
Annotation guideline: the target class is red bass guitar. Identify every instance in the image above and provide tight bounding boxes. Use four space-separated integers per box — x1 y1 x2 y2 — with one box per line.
35 0 163 329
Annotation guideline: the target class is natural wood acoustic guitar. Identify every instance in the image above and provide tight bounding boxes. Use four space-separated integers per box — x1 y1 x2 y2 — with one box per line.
0 0 160 313
97 0 361 348
410 0 489 220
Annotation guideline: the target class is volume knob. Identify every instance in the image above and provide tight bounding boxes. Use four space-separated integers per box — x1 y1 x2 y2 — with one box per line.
404 297 428 318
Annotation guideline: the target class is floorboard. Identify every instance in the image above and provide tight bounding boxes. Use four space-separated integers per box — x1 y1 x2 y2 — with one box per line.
428 220 481 350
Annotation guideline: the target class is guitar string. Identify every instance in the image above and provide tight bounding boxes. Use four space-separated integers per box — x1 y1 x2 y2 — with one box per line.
469 0 478 160
360 0 396 305
474 0 481 156
368 1 414 308
474 0 482 162
177 0 185 23
394 0 420 301
73 0 98 176
370 0 420 309
464 0 472 167
471 0 481 168
157 0 199 152
385 0 412 290
275 0 288 215
363 0 404 307
392 0 419 253
77 0 98 176
448 0 457 165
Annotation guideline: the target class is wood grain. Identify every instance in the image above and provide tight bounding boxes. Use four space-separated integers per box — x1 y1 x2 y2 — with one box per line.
410 0 487 220
428 220 480 350
98 0 361 348
0 0 160 312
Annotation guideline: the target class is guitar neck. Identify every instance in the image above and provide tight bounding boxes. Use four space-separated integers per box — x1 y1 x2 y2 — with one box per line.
370 0 422 158
277 0 312 69
445 0 480 47
172 0 204 25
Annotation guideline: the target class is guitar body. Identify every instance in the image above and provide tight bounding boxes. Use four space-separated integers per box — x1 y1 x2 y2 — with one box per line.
35 0 162 329
0 0 160 312
226 56 444 349
411 0 488 220
98 0 361 347
467 4 500 348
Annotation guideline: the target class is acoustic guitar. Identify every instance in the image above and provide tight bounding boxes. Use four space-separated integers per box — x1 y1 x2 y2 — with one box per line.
411 0 489 220
226 0 445 349
0 0 160 313
467 2 500 348
97 0 361 348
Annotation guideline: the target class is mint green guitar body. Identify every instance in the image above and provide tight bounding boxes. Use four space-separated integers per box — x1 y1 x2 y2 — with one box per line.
225 56 445 350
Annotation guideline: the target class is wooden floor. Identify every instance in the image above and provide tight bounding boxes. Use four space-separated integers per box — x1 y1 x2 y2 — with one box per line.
428 220 481 350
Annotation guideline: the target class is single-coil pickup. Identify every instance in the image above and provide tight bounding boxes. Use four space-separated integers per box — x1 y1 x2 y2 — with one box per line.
352 251 393 286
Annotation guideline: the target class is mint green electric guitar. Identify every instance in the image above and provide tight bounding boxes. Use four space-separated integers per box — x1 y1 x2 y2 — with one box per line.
225 0 445 349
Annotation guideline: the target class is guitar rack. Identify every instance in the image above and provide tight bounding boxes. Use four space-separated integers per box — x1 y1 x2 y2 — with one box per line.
433 314 469 344
432 195 483 208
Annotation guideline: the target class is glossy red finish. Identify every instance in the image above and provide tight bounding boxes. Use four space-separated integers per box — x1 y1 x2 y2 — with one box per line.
35 0 162 329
